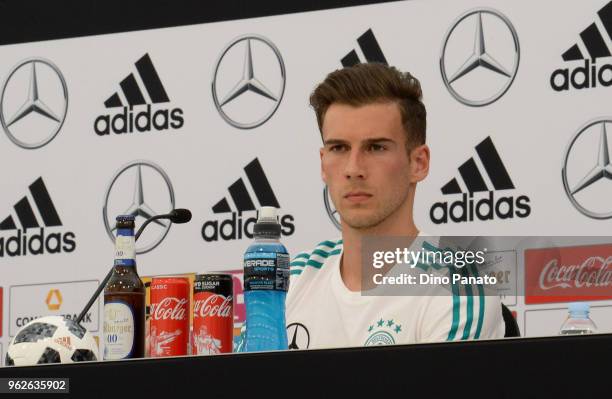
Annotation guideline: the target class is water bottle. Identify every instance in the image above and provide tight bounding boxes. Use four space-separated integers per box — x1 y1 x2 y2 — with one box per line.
242 207 289 352
559 302 597 335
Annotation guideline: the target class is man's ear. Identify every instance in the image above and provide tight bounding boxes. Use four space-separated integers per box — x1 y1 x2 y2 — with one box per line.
410 144 430 183
320 147 328 184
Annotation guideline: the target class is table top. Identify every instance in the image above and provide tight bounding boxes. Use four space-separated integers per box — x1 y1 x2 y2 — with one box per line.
1 333 611 398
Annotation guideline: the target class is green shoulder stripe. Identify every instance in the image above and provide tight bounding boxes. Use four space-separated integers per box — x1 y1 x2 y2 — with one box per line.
293 252 310 261
460 263 474 340
289 239 342 272
316 240 338 249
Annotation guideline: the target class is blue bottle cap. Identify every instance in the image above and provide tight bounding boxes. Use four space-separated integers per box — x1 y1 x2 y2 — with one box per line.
116 215 136 222
568 302 589 315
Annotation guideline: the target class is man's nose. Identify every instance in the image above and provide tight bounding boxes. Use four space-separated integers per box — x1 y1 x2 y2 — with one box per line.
344 150 366 180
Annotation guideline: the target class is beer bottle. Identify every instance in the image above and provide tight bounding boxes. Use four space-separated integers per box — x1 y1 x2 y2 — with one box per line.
103 215 145 360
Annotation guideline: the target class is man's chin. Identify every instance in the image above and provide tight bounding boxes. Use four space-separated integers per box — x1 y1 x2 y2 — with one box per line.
340 211 385 230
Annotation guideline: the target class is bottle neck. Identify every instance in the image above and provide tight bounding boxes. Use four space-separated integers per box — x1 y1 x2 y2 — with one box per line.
569 312 589 319
114 228 136 267
254 235 281 243
117 228 134 237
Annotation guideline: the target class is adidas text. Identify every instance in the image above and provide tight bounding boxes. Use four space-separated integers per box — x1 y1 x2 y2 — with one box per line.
0 228 76 257
202 212 295 242
94 105 184 135
430 192 531 224
550 59 612 91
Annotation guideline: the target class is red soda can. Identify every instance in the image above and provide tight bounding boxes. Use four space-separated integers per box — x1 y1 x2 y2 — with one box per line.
149 277 190 357
193 273 233 355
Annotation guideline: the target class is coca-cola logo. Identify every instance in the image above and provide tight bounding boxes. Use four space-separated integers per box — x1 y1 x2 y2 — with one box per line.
194 295 232 318
151 297 188 320
525 244 612 305
539 256 612 290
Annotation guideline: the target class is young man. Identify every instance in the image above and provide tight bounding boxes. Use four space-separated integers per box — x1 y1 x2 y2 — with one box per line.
286 63 504 349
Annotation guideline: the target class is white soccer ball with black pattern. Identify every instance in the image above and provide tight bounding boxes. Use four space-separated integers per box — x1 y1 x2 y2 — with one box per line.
6 316 99 366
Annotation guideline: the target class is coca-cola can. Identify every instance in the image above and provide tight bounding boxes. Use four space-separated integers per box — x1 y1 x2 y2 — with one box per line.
150 277 190 357
193 273 233 355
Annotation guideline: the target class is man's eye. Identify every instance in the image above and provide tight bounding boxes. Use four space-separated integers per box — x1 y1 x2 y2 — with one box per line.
369 144 386 152
330 145 347 152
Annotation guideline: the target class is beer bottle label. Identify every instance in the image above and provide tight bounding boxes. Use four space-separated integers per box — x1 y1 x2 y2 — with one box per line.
114 235 135 266
243 252 289 291
103 301 135 360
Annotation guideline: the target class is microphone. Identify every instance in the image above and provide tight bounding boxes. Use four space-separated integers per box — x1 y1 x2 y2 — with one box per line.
134 208 192 240
169 208 192 224
75 209 192 324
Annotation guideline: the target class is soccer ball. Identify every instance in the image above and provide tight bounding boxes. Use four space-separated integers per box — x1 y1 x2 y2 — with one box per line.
6 316 99 366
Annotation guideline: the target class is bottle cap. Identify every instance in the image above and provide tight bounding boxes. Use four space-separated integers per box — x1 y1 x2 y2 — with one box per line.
115 214 136 229
257 206 278 223
254 207 281 238
568 302 590 315
116 215 135 222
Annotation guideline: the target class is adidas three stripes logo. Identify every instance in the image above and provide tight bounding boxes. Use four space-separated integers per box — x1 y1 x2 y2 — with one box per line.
562 1 612 61
104 53 170 108
212 158 280 214
341 29 388 67
0 177 62 231
441 137 514 195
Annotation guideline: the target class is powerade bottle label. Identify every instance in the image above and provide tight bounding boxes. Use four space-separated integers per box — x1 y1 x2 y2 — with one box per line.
243 252 289 291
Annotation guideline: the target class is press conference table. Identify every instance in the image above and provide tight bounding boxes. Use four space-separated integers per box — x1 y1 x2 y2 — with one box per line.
1 333 610 398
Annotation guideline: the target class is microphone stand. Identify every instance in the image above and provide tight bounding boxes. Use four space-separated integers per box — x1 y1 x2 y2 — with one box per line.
75 214 172 324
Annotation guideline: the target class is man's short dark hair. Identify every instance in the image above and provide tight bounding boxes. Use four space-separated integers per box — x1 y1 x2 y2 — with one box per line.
310 63 426 149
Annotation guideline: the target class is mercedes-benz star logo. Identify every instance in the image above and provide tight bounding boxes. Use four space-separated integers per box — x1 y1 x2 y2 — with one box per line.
212 34 286 129
440 8 520 107
0 58 68 149
324 186 341 231
287 322 310 350
103 160 176 254
562 118 612 219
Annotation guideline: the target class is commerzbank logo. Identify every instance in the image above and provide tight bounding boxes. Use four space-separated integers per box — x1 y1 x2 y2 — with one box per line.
440 8 520 106
550 1 612 92
212 34 286 129
364 318 402 346
0 177 76 257
45 289 62 311
0 58 68 149
94 53 184 136
9 281 99 335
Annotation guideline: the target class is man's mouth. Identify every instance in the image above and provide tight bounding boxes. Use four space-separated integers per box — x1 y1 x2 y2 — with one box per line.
344 191 373 203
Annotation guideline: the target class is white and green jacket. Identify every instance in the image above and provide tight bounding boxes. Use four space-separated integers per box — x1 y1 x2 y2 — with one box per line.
285 237 505 349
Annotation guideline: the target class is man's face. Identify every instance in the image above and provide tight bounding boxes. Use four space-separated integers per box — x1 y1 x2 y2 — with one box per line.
320 102 426 230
